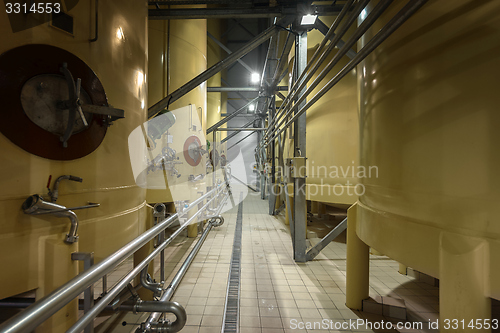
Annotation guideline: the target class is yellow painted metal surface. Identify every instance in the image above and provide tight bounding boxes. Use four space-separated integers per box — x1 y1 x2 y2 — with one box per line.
0 0 148 305
357 0 500 305
284 19 359 205
147 17 207 204
207 19 227 144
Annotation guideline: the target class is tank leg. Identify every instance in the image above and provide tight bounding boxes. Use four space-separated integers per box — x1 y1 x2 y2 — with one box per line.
285 192 293 226
318 202 326 218
311 201 319 215
36 235 78 333
399 263 407 275
346 202 369 310
440 232 491 332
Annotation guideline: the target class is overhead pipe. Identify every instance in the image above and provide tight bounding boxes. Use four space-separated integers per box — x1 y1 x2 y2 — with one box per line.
207 86 288 92
266 0 355 133
148 16 295 119
263 0 392 146
274 0 386 126
271 31 294 89
314 18 358 59
264 0 429 146
264 0 360 141
220 119 255 144
227 131 257 150
207 31 253 73
216 128 266 131
206 97 259 134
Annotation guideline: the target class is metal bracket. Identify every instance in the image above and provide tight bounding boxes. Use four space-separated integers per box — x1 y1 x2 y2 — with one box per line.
306 218 347 261
71 252 95 333
285 157 306 181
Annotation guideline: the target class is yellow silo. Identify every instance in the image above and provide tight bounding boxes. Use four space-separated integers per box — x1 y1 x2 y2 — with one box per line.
355 0 500 324
0 1 147 331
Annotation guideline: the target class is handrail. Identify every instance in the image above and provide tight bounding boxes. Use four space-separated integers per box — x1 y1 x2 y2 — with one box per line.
141 191 230 332
0 184 225 333
67 186 227 333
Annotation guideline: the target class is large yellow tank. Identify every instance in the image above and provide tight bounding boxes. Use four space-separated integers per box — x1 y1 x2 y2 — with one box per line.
357 0 500 323
207 19 227 145
284 18 359 205
147 15 207 205
0 1 147 331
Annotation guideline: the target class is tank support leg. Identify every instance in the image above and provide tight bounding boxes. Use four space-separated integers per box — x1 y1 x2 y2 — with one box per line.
440 232 491 332
346 203 369 310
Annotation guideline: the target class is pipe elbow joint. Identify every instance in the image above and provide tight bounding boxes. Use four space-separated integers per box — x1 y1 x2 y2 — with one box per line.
210 215 224 227
137 301 186 333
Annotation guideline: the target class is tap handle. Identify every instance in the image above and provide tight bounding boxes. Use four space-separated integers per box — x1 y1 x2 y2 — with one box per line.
69 175 83 182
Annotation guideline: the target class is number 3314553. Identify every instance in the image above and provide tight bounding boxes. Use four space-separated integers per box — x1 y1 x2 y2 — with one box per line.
6 3 61 14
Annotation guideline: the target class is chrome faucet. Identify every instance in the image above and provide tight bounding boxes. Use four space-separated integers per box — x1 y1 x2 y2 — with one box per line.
22 175 99 244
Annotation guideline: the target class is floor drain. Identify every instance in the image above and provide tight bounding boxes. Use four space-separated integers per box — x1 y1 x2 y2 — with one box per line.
221 193 243 333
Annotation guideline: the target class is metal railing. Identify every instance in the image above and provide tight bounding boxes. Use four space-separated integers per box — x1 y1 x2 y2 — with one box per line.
0 175 231 333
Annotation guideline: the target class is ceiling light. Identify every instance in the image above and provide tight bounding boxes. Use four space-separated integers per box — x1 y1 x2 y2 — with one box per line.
249 104 255 112
301 14 317 25
251 73 260 83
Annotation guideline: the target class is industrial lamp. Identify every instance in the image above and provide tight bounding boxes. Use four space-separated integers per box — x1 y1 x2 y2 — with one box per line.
301 14 317 25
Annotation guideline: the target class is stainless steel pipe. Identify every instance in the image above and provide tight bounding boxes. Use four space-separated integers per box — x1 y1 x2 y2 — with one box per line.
141 192 229 332
262 0 393 147
22 194 80 243
0 185 223 333
264 0 429 146
67 187 225 333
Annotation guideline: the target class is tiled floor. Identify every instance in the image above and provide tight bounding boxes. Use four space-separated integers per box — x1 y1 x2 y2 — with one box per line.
103 193 441 333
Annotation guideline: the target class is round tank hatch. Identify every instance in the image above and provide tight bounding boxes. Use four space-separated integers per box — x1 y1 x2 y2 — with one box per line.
183 135 203 166
21 74 94 136
0 44 109 160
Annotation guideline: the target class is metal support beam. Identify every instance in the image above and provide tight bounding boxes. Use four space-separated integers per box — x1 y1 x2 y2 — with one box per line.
206 97 259 134
216 127 264 131
148 20 286 118
149 5 344 20
71 252 95 333
227 131 257 150
314 18 357 59
221 113 256 117
276 91 286 100
306 218 347 261
221 119 255 144
208 86 288 92
207 31 254 73
293 29 308 263
221 78 251 103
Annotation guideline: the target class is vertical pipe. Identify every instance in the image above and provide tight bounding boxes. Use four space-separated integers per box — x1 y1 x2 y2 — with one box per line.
346 203 369 310
268 96 276 214
293 30 308 262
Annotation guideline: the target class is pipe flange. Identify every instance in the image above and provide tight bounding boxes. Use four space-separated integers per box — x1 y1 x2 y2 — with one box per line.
210 216 224 227
65 234 79 244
